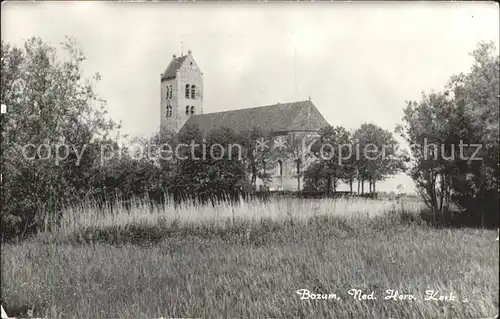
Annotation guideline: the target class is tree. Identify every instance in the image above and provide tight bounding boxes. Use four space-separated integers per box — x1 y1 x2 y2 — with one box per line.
204 126 247 200
397 93 458 211
338 134 358 193
146 129 177 193
398 42 499 227
96 136 164 201
239 128 275 191
448 42 499 225
1 37 120 238
285 132 319 191
303 160 328 192
311 125 352 194
171 125 247 203
353 123 404 195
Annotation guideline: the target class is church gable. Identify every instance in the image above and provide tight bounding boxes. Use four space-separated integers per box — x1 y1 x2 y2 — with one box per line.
161 55 187 81
178 53 202 76
162 51 201 82
288 102 329 131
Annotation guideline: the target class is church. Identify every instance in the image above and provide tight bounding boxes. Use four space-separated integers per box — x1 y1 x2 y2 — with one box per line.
160 50 329 191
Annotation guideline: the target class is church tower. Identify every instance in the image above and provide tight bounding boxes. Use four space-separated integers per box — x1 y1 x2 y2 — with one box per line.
160 50 203 133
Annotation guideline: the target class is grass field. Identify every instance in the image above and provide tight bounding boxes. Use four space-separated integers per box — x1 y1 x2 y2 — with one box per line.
1 197 498 319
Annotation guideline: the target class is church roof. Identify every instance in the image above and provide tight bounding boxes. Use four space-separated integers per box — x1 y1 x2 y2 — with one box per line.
161 55 188 81
180 100 329 135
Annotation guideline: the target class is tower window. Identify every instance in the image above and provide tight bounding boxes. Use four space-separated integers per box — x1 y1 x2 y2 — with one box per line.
185 84 190 98
166 101 172 118
190 106 195 115
185 105 189 115
166 86 170 100
169 85 173 99
191 85 196 99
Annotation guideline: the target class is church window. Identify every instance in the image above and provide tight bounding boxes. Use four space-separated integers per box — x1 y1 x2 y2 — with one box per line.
277 159 283 177
166 86 170 99
185 105 189 115
190 106 195 115
169 85 173 98
296 159 301 175
185 84 190 98
191 85 196 99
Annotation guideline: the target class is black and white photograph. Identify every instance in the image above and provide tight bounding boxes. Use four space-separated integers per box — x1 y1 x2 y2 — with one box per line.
0 2 499 318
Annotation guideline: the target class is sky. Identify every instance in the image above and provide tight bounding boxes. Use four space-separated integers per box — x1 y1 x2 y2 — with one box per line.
2 1 499 193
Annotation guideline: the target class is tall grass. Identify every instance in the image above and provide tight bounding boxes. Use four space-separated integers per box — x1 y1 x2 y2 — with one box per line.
50 196 426 236
2 197 498 319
